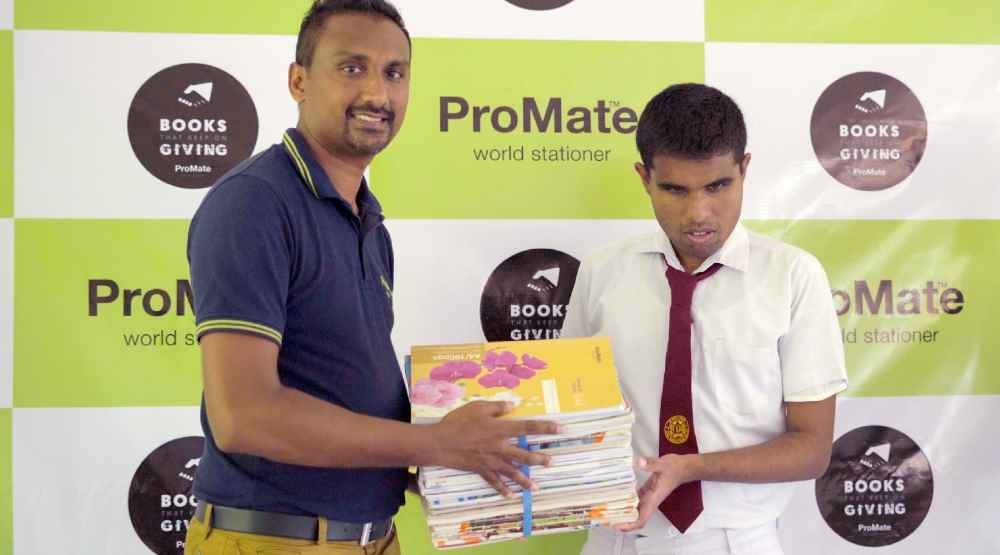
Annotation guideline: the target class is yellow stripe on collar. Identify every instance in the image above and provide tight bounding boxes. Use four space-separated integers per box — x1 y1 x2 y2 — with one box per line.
282 132 319 199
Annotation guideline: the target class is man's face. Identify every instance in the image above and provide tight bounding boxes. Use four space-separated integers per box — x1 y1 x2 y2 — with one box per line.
289 13 411 159
636 152 749 273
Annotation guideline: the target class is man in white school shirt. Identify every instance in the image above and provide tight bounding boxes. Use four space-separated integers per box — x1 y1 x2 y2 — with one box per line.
562 83 847 555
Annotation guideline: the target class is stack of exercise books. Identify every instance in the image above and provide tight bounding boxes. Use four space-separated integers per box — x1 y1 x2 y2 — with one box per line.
409 336 638 550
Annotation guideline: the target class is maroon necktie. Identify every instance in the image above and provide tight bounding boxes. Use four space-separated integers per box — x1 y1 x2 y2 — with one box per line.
658 262 722 533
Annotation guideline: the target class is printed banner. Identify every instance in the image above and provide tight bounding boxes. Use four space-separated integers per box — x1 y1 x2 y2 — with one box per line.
5 1 1000 554
390 0 704 42
14 220 199 407
0 219 10 408
371 38 703 218
13 31 297 218
780 395 1000 553
707 42 1000 220
0 30 10 217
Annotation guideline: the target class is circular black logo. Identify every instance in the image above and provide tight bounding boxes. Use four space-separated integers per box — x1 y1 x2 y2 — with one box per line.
815 426 933 547
480 249 579 341
810 71 927 191
128 436 205 554
127 63 258 189
505 0 575 10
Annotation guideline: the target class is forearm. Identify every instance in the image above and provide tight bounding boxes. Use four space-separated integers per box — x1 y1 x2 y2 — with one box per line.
211 384 441 469
681 429 832 484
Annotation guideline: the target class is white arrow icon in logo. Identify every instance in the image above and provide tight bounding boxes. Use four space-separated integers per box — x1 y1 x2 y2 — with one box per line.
865 443 891 462
532 267 560 288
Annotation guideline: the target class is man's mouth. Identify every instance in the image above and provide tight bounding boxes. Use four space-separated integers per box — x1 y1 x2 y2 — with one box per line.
684 229 716 244
348 108 392 126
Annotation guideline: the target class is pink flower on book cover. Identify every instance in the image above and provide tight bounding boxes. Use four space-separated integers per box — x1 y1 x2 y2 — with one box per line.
412 378 464 407
478 368 521 389
483 351 499 370
522 354 547 370
496 351 517 366
429 360 482 382
508 365 536 379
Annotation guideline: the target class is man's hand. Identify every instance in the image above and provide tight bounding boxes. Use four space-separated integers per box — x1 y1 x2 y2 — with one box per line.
615 454 693 532
612 397 838 532
431 400 561 497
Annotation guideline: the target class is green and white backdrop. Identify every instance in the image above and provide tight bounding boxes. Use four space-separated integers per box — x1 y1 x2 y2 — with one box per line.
2 0 998 553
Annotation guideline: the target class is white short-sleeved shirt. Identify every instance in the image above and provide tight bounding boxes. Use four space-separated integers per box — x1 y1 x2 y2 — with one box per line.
561 223 848 537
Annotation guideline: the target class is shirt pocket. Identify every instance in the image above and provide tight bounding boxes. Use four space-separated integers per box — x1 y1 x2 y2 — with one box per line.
705 338 782 417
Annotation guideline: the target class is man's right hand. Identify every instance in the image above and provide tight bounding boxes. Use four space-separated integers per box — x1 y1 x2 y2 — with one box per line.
430 401 561 497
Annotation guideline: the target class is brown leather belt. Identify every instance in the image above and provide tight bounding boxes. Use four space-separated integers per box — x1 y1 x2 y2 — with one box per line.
194 503 393 546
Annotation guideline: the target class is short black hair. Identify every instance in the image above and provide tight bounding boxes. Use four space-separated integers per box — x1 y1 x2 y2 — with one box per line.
636 83 746 168
295 0 411 68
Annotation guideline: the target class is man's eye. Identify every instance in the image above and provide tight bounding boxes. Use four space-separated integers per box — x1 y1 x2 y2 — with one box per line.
387 69 405 81
342 65 363 74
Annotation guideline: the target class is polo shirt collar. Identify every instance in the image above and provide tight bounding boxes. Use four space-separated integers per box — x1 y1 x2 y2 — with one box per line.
638 222 750 274
281 128 384 219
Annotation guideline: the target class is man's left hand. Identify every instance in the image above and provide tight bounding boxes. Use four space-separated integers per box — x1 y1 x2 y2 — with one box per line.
615 454 692 532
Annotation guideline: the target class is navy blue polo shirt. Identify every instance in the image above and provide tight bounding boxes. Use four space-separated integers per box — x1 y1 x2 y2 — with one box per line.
187 128 409 522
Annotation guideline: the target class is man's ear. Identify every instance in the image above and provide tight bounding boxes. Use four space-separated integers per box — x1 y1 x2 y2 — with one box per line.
635 161 653 194
739 152 752 177
288 62 307 104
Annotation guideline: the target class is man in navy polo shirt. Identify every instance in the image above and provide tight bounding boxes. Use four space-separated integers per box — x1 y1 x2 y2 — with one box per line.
183 2 558 554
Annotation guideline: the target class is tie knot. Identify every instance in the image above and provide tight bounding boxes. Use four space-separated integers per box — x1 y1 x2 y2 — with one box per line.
666 262 723 284
666 263 722 308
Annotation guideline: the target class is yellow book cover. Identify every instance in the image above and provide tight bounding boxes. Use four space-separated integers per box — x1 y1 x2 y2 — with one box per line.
410 336 624 423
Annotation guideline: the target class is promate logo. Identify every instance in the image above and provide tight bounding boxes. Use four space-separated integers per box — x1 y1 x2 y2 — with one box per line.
128 436 205 554
505 0 576 10
440 97 638 134
810 71 927 191
480 249 580 341
127 63 258 189
815 426 933 547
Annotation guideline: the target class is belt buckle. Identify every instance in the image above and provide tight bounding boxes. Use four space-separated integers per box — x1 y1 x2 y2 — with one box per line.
359 522 373 546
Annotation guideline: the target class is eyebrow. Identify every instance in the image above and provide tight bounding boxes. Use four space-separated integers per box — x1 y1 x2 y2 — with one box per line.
331 51 410 67
656 177 733 190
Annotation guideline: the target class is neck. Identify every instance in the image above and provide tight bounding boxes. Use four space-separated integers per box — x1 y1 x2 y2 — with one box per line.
297 123 370 214
678 256 703 274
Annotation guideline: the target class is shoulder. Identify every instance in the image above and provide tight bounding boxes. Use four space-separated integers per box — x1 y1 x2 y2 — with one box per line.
193 146 303 225
745 228 829 286
581 231 658 270
573 231 660 296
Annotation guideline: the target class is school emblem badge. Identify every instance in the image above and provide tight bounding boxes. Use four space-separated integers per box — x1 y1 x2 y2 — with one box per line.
664 415 689 445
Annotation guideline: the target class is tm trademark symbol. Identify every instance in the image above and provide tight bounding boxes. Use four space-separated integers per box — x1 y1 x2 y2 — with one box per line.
937 281 948 288
608 100 621 107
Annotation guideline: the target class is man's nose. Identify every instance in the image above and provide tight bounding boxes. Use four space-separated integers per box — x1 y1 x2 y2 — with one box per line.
684 191 713 223
359 72 389 105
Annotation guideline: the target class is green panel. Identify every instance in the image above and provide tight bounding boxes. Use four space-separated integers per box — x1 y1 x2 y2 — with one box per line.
14 220 199 407
746 220 997 398
372 38 704 219
706 0 1000 44
0 32 11 218
396 492 585 554
15 0 312 34
0 410 10 555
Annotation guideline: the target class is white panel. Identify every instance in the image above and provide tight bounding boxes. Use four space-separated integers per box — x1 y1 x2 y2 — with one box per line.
0 219 10 408
15 30 298 218
779 395 1000 554
392 0 704 42
12 407 202 555
387 219 660 361
0 0 11 30
706 43 1000 219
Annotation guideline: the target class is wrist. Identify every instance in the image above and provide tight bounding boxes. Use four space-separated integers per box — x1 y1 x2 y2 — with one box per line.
412 422 446 467
678 453 704 484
